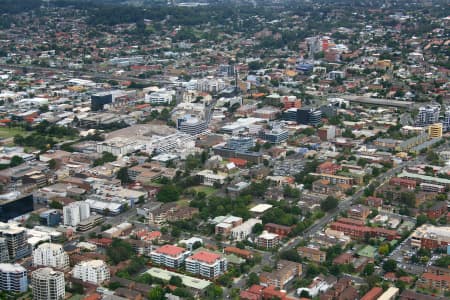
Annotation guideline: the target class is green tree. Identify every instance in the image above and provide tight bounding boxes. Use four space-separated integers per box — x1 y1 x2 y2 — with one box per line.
48 159 57 170
156 185 180 203
382 259 397 273
117 167 131 185
247 272 260 286
106 239 134 265
49 200 63 209
169 276 183 287
9 155 24 167
320 196 339 212
362 263 375 276
416 214 429 227
148 286 165 300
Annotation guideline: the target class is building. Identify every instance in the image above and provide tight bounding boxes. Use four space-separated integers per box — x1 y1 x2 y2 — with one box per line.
257 231 280 249
196 170 227 187
177 115 208 135
214 216 243 236
427 202 448 220
330 218 398 241
443 109 450 132
91 90 130 111
297 246 326 263
316 161 342 175
150 245 190 269
259 260 302 289
416 104 440 127
318 126 336 141
411 224 450 249
63 202 90 227
282 107 322 126
264 223 293 237
31 267 65 300
259 128 289 144
418 272 450 293
0 238 8 263
231 218 262 241
0 263 28 293
0 193 34 222
378 287 399 300
145 90 174 105
399 290 446 300
361 287 383 300
0 223 31 260
185 251 227 279
428 123 443 139
33 243 69 270
281 96 301 110
224 247 253 259
76 215 105 232
225 136 255 152
72 260 110 285
39 210 61 227
348 205 371 220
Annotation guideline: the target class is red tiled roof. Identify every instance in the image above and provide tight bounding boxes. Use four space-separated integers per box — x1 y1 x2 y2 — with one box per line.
154 244 186 257
188 251 221 264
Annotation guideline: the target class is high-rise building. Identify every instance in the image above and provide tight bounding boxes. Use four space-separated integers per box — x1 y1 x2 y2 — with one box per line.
0 263 28 293
0 223 31 261
31 267 65 300
72 260 110 284
33 243 69 270
0 238 9 263
177 115 208 135
63 202 90 227
443 108 450 132
282 108 322 126
416 104 440 127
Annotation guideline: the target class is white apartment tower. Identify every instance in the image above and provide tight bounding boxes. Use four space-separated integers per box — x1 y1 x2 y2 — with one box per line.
33 243 69 270
63 202 90 227
31 267 65 300
72 260 110 284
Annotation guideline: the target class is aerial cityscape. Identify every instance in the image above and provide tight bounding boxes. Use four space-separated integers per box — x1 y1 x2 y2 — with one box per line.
0 0 449 299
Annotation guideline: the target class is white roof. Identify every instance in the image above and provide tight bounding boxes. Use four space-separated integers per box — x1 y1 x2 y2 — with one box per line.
250 204 273 213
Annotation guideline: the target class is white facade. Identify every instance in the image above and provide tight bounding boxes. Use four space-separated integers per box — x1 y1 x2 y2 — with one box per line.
150 245 190 269
63 202 90 227
231 218 262 241
33 243 69 270
72 260 110 285
145 90 174 104
185 251 227 279
31 267 65 300
0 263 28 293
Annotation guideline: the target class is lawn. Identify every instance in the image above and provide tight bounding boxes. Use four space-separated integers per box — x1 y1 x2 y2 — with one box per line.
190 185 217 197
0 127 28 139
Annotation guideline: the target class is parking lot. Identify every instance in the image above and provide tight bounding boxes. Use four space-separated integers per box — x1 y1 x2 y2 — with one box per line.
388 238 426 275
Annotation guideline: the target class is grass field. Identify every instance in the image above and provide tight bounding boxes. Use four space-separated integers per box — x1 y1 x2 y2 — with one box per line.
190 185 217 197
0 127 27 139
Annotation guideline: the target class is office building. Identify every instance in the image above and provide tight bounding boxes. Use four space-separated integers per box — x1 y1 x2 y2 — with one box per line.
428 123 443 139
0 238 8 263
0 263 28 293
177 115 208 135
33 243 69 270
416 104 440 127
0 223 31 260
0 192 34 222
31 267 65 300
72 260 110 285
145 90 174 105
259 128 289 144
63 202 90 227
282 108 321 126
91 90 130 111
39 210 61 227
185 251 227 279
225 136 255 152
150 245 190 269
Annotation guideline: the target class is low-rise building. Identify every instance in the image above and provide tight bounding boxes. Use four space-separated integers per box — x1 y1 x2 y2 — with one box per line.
231 218 262 241
257 231 280 249
297 246 326 263
259 260 302 289
411 224 450 249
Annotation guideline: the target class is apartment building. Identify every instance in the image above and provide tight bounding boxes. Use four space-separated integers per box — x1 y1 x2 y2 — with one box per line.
72 260 110 285
150 245 190 269
63 202 90 227
0 263 28 293
264 223 293 237
0 223 31 260
31 267 65 300
347 205 370 220
411 224 450 249
185 251 227 279
0 238 8 263
257 231 280 249
297 246 327 263
259 260 302 289
417 273 450 293
214 216 243 236
33 243 69 270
